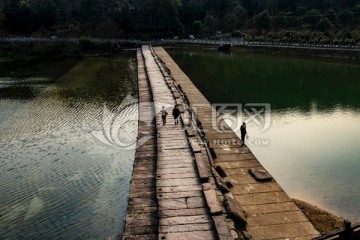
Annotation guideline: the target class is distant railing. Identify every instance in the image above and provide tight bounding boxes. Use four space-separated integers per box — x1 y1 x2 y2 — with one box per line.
1 36 360 52
313 220 360 240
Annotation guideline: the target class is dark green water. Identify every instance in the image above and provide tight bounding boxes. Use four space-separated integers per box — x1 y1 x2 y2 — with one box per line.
168 48 360 221
0 55 138 239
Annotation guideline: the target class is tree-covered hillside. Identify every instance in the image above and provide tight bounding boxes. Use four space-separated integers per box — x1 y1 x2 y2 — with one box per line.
1 0 360 43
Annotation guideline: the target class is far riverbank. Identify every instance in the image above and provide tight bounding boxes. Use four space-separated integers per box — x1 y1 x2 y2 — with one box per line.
162 43 360 61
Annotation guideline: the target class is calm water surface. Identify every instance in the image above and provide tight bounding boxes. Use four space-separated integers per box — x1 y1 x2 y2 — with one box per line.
0 55 137 239
168 48 360 221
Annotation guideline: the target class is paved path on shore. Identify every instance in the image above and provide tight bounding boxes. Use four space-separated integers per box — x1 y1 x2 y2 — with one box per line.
154 46 320 240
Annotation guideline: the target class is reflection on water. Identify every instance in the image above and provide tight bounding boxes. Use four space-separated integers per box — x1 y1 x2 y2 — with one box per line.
168 48 360 221
168 49 360 111
0 55 137 239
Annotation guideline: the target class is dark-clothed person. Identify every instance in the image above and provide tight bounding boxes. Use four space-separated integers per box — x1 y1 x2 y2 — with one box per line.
172 105 180 124
240 122 247 146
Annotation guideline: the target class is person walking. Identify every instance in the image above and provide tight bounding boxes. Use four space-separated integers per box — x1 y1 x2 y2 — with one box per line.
160 106 168 125
240 122 247 147
172 105 180 125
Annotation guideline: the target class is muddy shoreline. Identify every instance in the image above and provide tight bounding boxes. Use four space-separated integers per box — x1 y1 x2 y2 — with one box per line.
293 198 345 235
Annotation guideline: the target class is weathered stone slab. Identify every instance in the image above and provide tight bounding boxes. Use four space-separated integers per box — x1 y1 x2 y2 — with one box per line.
158 198 187 210
157 178 198 187
203 188 222 215
175 98 183 105
249 168 273 181
157 190 202 199
234 192 291 206
185 127 195 137
187 196 207 208
188 138 201 153
242 202 299 215
125 213 158 228
123 234 156 240
122 226 155 236
225 175 261 184
224 194 247 226
215 153 256 161
194 153 209 183
247 222 319 240
159 208 207 218
231 183 282 195
158 155 192 161
127 206 157 215
159 215 210 226
211 167 230 193
178 105 185 113
218 160 262 169
158 231 216 240
212 215 234 240
159 223 212 233
157 172 196 179
157 167 195 175
246 211 308 226
158 145 188 150
157 163 194 169
130 191 156 199
157 185 202 193
158 151 192 157
132 172 156 180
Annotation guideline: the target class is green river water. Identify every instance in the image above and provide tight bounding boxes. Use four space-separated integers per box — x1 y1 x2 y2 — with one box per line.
168 48 360 222
1 48 360 239
0 55 138 239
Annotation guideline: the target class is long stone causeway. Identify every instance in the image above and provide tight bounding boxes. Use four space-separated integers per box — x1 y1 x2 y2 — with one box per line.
122 45 320 240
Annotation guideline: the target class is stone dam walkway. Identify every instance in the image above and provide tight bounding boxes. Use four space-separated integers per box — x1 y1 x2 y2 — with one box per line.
122 46 320 240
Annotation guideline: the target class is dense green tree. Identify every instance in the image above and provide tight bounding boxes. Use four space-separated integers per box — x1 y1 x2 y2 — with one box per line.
34 0 58 29
114 0 132 32
224 13 238 32
2 0 360 38
274 11 289 28
203 15 218 34
295 6 307 16
79 0 96 23
4 0 32 33
327 9 337 23
155 0 183 34
0 11 6 29
253 10 272 30
192 20 202 35
233 5 247 26
179 0 204 27
304 9 322 25
352 4 360 21
317 17 331 31
338 9 354 24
